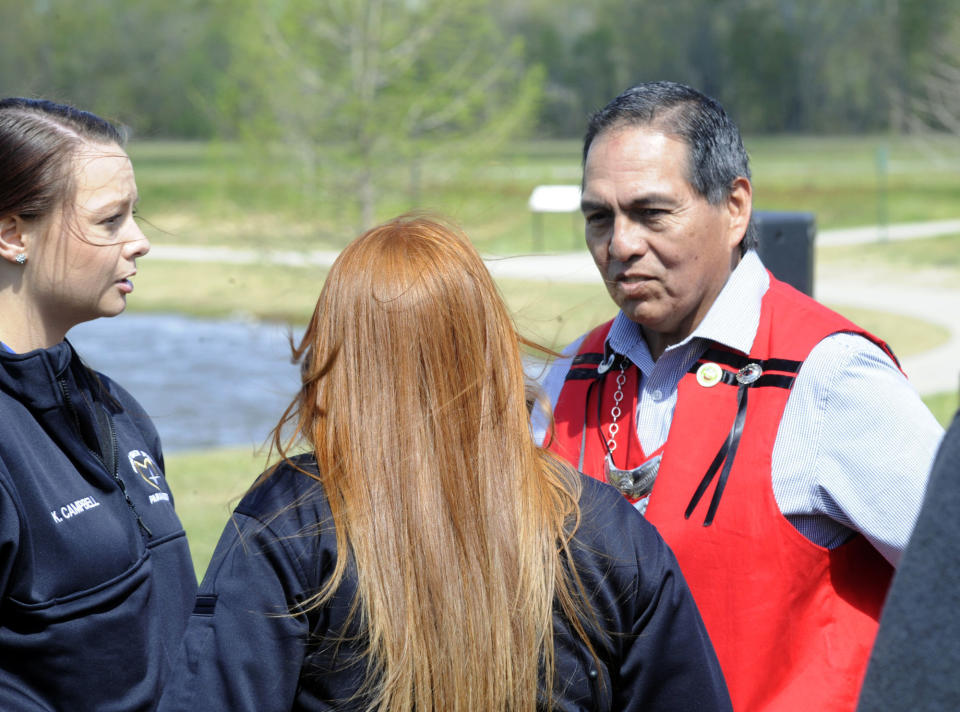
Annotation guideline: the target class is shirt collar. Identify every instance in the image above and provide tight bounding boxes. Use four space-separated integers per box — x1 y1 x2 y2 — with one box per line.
606 250 769 361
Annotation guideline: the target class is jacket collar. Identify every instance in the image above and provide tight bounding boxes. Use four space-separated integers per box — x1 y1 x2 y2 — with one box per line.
0 340 78 411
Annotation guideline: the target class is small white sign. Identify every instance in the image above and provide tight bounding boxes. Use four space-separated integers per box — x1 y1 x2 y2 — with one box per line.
528 185 581 213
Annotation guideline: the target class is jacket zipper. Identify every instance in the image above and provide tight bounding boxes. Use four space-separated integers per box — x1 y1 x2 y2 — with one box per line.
57 376 153 539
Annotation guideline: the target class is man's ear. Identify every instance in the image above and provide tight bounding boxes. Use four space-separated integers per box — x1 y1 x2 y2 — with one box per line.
0 215 26 264
726 177 753 250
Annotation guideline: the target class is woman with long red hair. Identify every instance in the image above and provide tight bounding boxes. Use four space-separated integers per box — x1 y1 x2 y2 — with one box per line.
159 215 730 711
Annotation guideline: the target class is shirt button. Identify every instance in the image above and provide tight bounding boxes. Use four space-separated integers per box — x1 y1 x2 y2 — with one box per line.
651 389 663 400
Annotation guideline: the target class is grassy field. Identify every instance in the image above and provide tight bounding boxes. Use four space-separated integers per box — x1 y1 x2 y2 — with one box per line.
745 134 960 229
126 134 960 353
128 135 960 578
129 134 960 255
820 231 960 271
130 255 951 359
166 446 270 579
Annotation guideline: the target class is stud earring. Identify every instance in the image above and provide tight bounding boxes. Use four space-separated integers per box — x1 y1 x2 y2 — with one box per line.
15 253 26 265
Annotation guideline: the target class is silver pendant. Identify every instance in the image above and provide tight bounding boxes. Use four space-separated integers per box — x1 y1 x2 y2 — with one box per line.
604 453 661 500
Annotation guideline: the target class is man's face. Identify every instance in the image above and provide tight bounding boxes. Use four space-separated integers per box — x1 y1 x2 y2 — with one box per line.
580 126 750 358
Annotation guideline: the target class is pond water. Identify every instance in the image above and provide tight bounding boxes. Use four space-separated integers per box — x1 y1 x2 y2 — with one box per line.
70 313 302 452
69 313 549 453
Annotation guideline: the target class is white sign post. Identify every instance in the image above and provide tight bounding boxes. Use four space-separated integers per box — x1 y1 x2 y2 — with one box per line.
527 185 582 250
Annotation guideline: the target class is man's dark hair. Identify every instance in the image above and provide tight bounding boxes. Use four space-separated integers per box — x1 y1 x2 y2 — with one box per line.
583 81 757 252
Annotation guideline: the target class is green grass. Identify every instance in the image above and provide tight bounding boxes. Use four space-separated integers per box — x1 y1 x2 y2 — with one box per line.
496 279 617 351
819 231 960 270
131 259 329 324
747 134 960 228
131 257 620 351
165 446 273 580
130 253 947 357
923 391 959 427
129 134 960 255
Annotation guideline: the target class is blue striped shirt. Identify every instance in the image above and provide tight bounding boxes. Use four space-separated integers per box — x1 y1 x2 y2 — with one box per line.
534 251 943 566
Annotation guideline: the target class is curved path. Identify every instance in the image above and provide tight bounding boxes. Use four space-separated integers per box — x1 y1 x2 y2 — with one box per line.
813 219 958 396
814 268 960 396
149 219 960 396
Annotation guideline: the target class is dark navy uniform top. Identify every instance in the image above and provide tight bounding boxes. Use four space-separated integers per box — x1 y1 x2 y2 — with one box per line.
0 340 197 711
159 455 731 711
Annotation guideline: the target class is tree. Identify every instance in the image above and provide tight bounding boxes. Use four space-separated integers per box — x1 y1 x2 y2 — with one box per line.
0 0 221 137
213 0 542 232
880 0 960 139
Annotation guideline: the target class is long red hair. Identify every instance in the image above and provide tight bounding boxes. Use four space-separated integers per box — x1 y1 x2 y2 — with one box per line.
270 215 596 710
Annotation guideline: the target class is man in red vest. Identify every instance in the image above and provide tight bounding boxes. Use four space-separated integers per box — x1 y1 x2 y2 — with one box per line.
536 81 943 711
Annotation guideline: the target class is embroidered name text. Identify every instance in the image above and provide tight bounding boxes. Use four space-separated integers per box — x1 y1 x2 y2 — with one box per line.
50 496 101 524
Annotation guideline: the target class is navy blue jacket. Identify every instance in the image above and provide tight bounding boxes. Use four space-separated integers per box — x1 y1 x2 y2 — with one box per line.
159 455 731 711
0 341 197 711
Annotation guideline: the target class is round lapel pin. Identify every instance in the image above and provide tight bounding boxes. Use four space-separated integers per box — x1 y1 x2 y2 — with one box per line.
696 362 723 388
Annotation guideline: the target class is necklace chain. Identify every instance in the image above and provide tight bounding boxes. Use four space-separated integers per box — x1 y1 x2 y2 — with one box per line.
606 361 627 453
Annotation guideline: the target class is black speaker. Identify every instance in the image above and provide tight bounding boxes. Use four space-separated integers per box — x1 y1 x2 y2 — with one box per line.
752 211 816 297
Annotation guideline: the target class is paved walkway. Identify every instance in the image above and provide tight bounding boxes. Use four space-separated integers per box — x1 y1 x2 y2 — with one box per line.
818 219 960 247
814 268 960 396
148 218 960 395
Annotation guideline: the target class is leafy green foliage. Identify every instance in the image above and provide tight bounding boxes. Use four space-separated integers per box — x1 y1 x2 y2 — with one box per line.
0 0 222 136
5 0 960 141
207 0 542 231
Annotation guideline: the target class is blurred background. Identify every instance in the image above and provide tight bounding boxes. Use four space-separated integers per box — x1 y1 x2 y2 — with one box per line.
6 0 960 249
7 0 960 573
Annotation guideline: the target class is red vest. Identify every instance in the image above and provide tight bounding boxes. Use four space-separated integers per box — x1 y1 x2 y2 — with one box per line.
548 275 895 712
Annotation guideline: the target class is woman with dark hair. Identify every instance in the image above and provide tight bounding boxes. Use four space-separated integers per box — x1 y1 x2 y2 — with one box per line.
159 215 730 711
0 98 196 710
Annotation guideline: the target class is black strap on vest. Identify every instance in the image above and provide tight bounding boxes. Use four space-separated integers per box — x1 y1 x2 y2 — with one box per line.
695 347 803 375
683 351 800 525
684 382 750 526
564 351 610 381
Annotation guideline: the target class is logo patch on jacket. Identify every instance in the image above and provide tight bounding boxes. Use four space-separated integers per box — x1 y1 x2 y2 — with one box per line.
128 449 170 503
